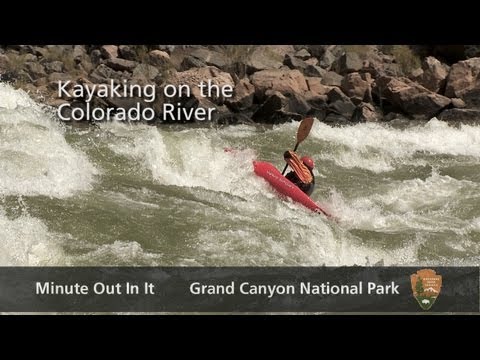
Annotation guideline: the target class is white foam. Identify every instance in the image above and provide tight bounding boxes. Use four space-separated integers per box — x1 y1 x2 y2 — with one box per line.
307 119 480 172
0 207 66 265
0 83 98 198
103 122 262 198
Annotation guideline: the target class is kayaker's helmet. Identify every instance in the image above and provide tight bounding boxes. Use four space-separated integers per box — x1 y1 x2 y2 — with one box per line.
301 156 314 170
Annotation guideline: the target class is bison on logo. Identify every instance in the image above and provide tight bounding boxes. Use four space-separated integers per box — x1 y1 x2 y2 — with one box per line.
410 269 442 310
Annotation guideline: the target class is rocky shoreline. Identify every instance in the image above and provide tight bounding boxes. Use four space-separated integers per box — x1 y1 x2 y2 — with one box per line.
1 45 480 125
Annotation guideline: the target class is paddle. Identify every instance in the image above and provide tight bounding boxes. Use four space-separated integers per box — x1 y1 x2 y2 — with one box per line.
281 117 314 175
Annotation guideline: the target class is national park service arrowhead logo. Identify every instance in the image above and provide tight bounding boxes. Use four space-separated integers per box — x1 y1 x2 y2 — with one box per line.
410 269 442 310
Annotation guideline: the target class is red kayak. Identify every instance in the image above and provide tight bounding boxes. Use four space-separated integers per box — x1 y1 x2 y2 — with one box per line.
253 161 332 218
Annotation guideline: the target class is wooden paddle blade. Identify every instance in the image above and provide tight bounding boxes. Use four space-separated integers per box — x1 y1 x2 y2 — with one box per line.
296 117 314 144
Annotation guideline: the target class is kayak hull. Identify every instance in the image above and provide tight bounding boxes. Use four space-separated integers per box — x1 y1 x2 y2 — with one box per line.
253 161 331 217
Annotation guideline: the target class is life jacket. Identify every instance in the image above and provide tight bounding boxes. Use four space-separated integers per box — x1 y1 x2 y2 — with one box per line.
284 150 313 184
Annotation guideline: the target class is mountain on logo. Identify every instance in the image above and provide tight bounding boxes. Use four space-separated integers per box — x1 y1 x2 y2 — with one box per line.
410 269 442 311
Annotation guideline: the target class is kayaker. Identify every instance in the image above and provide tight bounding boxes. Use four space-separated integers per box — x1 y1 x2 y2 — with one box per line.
283 150 315 196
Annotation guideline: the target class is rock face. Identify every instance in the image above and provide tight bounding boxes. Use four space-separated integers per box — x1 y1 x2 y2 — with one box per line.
3 45 480 124
375 76 451 117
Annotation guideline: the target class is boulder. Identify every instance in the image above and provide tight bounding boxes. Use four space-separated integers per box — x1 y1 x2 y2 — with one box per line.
189 48 229 68
337 52 363 74
438 108 480 121
327 87 356 119
319 49 336 69
250 68 308 100
148 50 170 66
341 72 371 104
48 72 73 90
284 54 308 72
105 58 138 72
295 48 311 60
445 57 480 101
305 57 319 66
418 56 449 93
73 45 87 63
180 56 206 71
352 103 382 122
252 92 287 122
170 66 234 105
304 65 325 77
118 45 137 61
305 77 328 96
90 64 130 83
375 76 451 117
246 45 294 73
44 61 64 73
100 45 118 59
225 78 255 111
451 98 466 108
321 71 343 86
90 49 102 67
132 63 159 81
24 62 46 79
0 54 11 71
284 92 311 115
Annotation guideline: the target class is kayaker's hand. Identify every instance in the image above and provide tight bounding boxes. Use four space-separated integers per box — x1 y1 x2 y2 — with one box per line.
284 150 292 159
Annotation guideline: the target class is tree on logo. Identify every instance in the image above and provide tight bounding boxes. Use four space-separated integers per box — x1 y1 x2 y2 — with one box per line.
415 277 424 295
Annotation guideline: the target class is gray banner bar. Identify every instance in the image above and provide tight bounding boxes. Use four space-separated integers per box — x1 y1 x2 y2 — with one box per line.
0 267 477 312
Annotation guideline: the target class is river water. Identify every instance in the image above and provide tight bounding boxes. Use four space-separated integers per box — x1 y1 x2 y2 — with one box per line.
1 83 480 267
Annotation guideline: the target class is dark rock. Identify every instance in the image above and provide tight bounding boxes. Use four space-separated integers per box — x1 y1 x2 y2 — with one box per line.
24 62 46 79
375 76 451 118
295 49 311 60
44 61 63 73
225 78 255 111
352 102 382 122
90 64 130 83
100 45 118 59
327 87 351 103
105 58 138 72
118 45 137 61
337 52 363 75
323 113 351 124
190 48 229 68
73 45 86 63
329 100 356 119
307 46 328 59
284 54 308 72
32 46 49 58
438 108 480 121
252 92 287 122
321 71 343 87
90 49 102 67
319 49 336 69
284 92 311 115
304 65 325 77
181 56 206 70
